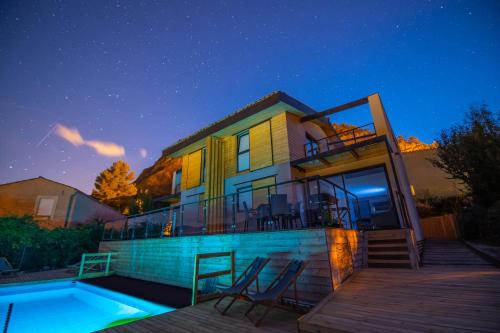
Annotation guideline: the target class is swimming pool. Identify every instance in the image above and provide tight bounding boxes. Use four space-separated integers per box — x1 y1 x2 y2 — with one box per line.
0 280 174 333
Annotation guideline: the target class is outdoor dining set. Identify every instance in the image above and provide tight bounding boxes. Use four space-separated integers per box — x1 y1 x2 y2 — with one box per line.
242 192 348 232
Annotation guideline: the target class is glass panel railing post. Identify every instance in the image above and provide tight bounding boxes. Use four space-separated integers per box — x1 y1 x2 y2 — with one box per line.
231 194 236 232
267 186 272 229
120 220 125 240
202 200 207 235
344 188 353 229
179 205 184 236
145 216 149 238
172 210 177 236
160 211 166 238
333 184 340 226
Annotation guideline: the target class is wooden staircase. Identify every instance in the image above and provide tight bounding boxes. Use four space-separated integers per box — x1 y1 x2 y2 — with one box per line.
366 229 412 268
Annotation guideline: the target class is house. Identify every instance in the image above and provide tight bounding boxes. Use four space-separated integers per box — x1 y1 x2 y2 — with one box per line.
158 91 423 245
100 92 425 303
0 177 124 229
403 149 464 199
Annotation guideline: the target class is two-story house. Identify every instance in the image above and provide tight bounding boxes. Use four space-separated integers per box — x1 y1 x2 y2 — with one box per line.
160 91 422 246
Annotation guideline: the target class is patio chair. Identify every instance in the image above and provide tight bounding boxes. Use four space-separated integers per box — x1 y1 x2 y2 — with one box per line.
257 204 275 231
214 256 270 315
270 194 290 229
245 259 308 327
0 257 19 276
243 201 259 232
290 201 304 229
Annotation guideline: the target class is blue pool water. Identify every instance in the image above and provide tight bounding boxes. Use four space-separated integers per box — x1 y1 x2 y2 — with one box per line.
0 280 174 333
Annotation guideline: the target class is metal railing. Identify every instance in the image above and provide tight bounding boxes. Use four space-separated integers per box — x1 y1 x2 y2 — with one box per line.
102 175 360 241
78 252 116 279
304 122 377 157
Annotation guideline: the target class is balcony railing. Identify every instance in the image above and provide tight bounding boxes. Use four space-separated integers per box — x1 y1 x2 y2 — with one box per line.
102 175 361 241
304 122 377 157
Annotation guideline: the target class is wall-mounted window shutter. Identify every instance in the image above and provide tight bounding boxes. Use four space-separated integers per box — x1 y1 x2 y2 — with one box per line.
249 120 273 170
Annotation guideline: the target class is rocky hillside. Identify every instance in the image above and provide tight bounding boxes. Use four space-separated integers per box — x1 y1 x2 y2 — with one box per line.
332 122 437 152
134 156 182 197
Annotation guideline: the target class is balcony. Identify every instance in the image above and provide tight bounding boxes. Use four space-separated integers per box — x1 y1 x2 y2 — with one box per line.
102 176 362 241
292 123 386 172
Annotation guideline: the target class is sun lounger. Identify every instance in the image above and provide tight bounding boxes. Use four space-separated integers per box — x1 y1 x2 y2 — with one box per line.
0 257 19 276
214 256 270 315
245 259 307 326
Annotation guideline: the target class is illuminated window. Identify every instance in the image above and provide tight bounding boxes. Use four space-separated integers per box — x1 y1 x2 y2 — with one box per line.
237 132 250 172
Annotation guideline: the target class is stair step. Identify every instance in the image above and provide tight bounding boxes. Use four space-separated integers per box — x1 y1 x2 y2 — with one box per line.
368 259 410 264
368 254 409 260
368 239 407 245
368 262 412 269
369 246 409 252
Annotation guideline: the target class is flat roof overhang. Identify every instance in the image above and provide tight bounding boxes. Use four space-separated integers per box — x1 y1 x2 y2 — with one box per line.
291 136 389 172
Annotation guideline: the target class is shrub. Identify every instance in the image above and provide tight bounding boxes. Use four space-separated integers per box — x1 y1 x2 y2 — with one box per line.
0 216 104 270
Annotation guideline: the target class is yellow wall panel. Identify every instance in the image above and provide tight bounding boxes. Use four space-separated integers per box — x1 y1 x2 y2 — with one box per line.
249 121 273 171
180 155 189 191
186 149 202 189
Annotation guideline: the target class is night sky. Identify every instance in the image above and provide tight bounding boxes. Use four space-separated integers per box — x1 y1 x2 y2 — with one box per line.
1 1 499 193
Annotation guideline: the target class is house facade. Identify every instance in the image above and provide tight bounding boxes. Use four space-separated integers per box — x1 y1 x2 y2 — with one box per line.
0 177 124 229
161 91 423 243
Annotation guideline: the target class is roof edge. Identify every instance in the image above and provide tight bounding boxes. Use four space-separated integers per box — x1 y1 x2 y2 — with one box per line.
162 91 318 156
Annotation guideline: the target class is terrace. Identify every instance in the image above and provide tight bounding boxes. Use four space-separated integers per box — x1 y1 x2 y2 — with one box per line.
102 175 363 241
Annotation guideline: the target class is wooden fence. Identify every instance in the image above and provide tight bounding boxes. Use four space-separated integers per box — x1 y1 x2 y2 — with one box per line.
420 214 459 240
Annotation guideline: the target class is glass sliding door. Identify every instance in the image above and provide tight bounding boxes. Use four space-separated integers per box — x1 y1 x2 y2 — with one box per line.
326 166 399 229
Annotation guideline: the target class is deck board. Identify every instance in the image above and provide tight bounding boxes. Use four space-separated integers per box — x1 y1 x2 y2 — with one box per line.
98 297 301 333
298 266 500 332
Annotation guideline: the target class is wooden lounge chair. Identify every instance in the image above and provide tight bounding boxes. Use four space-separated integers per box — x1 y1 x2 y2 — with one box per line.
245 259 308 326
0 257 19 276
214 256 270 315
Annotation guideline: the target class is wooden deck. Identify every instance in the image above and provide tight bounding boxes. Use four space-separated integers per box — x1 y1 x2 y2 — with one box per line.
100 264 500 333
298 266 500 332
0 268 75 285
99 297 301 333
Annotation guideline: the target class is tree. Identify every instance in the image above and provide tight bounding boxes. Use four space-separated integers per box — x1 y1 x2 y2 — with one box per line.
92 160 137 211
432 105 500 207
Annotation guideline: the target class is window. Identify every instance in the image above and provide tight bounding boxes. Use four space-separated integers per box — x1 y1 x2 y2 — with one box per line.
237 132 250 172
36 197 56 217
305 134 319 157
201 147 206 183
172 169 182 194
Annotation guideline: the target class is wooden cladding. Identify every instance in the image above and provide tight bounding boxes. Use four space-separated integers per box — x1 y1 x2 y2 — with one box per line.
182 112 292 187
249 120 273 171
182 149 203 190
223 135 237 178
271 113 290 164
205 136 225 234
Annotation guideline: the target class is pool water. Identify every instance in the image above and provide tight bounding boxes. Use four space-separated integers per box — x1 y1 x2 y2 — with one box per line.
0 280 174 333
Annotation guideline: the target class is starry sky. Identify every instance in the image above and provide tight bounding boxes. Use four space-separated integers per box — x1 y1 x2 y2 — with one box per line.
1 0 499 194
